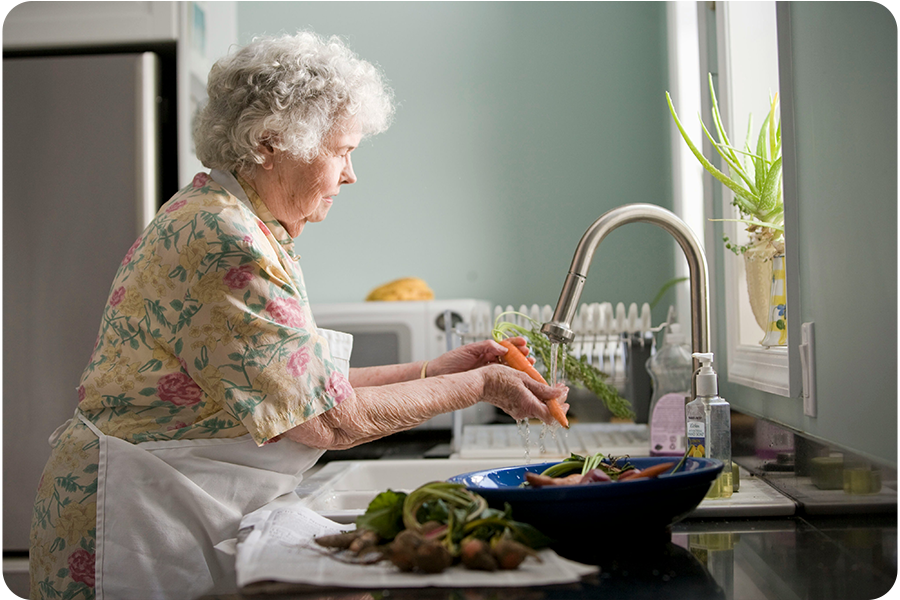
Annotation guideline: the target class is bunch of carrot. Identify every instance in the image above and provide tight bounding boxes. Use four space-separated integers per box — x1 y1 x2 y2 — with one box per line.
492 312 569 428
525 461 676 488
314 481 548 574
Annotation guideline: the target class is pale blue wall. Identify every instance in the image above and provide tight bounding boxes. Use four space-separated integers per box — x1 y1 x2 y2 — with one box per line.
718 2 898 467
236 2 676 317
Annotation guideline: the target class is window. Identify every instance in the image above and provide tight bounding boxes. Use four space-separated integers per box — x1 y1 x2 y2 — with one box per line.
670 2 800 397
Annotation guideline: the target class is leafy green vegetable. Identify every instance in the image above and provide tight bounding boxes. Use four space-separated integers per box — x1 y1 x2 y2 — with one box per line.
534 337 634 421
355 489 407 540
492 311 635 420
463 504 551 550
581 451 606 475
354 481 551 558
537 454 587 478
415 498 448 525
650 276 690 310
538 452 637 481
671 447 691 474
505 519 552 550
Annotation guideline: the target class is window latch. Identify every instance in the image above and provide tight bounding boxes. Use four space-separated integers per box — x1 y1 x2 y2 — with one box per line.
799 322 817 417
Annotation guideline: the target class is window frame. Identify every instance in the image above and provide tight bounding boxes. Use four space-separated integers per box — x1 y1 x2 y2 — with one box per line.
687 1 802 398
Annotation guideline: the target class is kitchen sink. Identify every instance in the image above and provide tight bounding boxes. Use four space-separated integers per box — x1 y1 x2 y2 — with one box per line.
295 458 524 522
294 458 796 523
297 458 796 523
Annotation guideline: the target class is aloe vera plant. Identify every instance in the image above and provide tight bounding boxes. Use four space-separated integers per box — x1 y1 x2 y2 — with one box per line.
667 74 784 257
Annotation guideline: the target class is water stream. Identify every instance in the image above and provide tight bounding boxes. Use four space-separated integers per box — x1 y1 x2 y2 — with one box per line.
515 340 570 463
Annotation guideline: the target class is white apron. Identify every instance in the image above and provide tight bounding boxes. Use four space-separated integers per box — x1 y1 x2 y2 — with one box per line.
64 170 354 599
76 327 351 600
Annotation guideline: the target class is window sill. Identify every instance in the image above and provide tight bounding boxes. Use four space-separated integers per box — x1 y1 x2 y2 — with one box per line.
727 344 791 397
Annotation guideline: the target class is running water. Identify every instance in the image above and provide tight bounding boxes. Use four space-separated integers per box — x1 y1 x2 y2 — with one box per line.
549 342 560 387
517 341 568 462
544 341 567 449
516 418 531 464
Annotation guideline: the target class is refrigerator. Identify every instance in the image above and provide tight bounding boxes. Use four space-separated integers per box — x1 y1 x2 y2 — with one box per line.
3 51 177 559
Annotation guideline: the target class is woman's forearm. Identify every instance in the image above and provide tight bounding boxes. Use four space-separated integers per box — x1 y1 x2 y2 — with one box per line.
348 361 428 387
286 370 480 449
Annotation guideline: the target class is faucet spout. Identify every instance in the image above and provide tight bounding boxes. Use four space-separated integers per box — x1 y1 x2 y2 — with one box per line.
541 203 710 363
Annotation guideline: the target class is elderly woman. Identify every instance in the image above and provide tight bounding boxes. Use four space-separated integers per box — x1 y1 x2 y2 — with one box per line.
29 31 568 599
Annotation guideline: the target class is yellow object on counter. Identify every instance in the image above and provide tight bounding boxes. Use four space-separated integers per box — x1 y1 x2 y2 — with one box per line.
365 277 435 301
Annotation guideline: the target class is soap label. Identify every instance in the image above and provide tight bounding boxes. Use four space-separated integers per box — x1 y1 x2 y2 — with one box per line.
650 392 686 456
686 420 706 458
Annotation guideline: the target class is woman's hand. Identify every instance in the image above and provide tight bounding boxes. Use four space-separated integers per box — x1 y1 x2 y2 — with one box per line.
427 337 534 377
478 364 569 424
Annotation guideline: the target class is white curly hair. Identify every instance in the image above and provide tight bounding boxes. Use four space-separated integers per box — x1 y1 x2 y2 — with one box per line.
193 31 394 174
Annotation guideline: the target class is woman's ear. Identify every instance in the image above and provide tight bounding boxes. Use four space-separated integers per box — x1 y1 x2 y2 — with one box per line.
258 137 278 170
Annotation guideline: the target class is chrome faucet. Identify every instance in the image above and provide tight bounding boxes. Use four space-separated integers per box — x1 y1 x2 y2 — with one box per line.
541 203 710 367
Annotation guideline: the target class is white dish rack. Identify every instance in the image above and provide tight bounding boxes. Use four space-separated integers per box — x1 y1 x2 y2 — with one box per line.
455 422 651 460
456 301 660 389
444 301 666 456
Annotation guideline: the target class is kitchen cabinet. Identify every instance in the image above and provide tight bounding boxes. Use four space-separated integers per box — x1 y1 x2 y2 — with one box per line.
3 1 237 188
2 2 179 47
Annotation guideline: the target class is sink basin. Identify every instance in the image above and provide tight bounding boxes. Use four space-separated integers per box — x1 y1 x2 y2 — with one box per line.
296 458 524 522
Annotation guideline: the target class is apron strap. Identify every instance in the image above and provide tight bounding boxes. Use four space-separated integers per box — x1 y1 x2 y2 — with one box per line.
76 410 105 439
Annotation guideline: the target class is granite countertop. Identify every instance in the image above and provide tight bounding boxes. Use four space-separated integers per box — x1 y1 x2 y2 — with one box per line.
207 421 896 600
205 512 895 600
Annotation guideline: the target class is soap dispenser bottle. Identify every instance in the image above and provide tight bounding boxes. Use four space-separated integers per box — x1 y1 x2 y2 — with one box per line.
685 352 733 498
646 323 692 457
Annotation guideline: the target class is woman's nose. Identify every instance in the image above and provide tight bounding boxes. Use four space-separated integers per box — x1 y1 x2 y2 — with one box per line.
342 157 357 185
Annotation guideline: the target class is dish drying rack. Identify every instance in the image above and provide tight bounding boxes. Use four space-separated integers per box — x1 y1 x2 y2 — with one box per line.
454 301 661 390
443 301 670 457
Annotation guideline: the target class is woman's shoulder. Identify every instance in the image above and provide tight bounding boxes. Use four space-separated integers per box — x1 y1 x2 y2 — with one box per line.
154 173 259 238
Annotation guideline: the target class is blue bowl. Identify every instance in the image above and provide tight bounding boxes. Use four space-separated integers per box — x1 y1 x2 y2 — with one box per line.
448 457 723 544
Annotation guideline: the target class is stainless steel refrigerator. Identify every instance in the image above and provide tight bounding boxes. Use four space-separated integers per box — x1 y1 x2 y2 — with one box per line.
3 51 176 561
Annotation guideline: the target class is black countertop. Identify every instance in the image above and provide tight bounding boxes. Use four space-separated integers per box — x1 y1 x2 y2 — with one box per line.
208 512 896 600
208 417 897 600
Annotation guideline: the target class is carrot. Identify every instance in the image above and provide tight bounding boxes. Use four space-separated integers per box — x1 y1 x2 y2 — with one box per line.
525 471 583 487
498 338 546 383
622 462 676 481
498 339 569 428
492 311 569 429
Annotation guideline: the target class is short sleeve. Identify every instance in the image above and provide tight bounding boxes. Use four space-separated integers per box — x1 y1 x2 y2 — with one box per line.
147 205 350 445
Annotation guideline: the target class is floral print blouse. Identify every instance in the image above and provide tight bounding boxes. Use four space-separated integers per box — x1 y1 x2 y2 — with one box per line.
31 172 351 599
78 171 351 444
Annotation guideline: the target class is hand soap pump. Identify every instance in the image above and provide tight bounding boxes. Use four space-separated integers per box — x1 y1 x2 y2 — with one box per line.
685 352 733 499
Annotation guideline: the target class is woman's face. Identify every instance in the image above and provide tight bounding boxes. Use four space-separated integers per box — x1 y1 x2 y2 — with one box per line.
257 124 362 237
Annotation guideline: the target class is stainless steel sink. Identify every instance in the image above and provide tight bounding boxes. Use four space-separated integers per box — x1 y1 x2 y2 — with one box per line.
294 458 796 524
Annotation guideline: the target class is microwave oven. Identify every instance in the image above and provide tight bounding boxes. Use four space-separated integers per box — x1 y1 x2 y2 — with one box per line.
310 299 496 429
